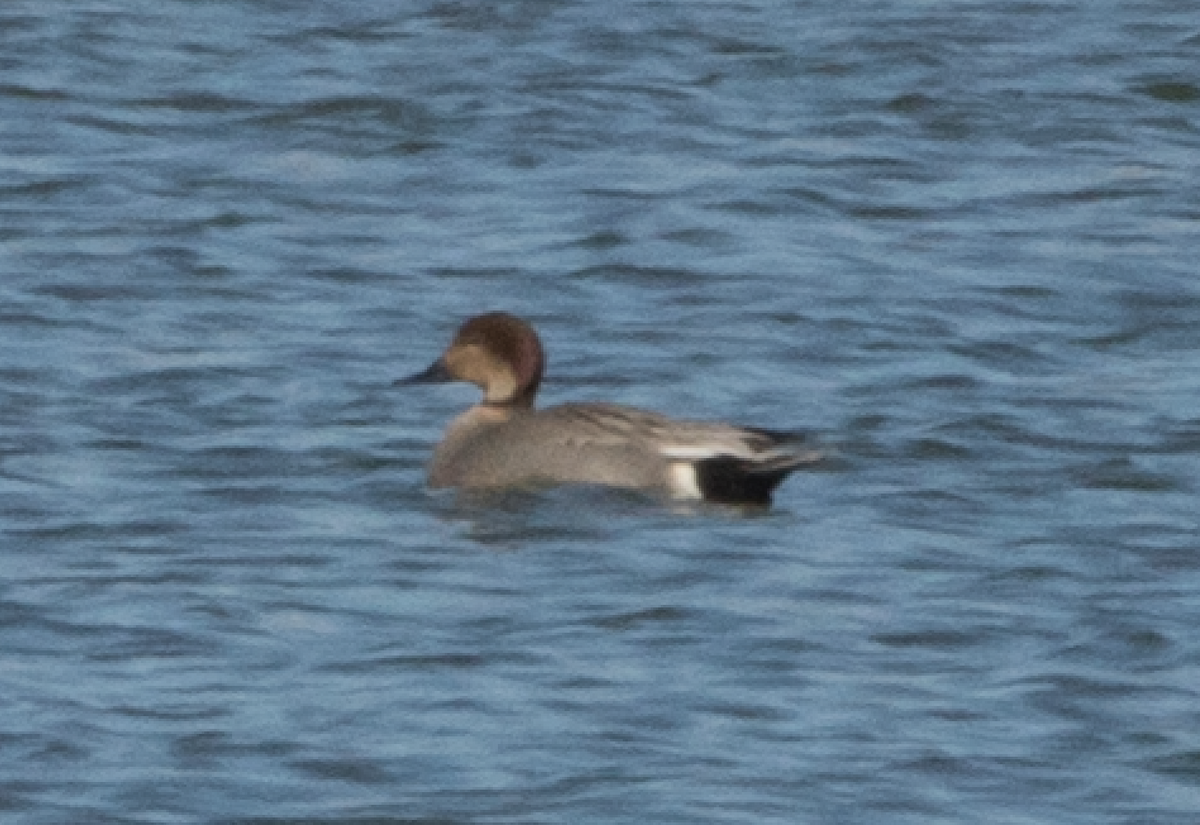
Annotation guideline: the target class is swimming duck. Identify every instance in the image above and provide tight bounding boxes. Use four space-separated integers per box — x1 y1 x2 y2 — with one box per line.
396 312 819 505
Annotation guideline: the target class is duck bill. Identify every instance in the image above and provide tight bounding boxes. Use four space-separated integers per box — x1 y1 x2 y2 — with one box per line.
394 359 455 386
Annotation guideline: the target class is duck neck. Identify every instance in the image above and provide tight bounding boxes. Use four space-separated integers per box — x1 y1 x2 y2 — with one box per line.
480 393 535 411
482 369 538 409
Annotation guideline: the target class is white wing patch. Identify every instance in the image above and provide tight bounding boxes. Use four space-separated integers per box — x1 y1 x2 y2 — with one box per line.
659 444 728 460
660 436 820 469
667 462 703 499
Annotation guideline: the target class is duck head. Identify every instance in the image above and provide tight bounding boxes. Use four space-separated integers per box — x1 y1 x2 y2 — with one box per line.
396 312 545 408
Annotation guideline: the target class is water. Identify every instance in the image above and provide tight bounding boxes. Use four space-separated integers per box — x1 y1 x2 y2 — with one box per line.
3 1 1199 822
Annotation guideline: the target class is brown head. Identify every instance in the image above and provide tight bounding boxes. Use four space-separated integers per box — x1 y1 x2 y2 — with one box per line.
396 312 545 407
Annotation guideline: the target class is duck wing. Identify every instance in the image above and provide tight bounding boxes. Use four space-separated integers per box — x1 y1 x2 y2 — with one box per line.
536 403 821 504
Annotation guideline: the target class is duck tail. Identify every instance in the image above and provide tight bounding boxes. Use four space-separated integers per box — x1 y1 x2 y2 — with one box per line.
695 430 822 505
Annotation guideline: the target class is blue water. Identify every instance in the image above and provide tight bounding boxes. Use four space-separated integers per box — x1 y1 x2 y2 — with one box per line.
3 2 1199 822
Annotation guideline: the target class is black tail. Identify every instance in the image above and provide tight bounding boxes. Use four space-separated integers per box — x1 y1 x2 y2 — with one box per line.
694 456 798 505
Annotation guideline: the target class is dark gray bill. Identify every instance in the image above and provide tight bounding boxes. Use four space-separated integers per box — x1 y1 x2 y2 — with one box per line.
394 359 454 386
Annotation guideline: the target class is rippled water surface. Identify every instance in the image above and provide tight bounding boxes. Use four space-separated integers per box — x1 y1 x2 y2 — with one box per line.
3 2 1200 823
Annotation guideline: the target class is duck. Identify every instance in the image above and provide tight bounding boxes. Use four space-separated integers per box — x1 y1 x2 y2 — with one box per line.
396 312 820 505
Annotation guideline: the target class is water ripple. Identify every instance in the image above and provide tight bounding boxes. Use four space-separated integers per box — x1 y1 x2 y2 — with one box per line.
2 1 1199 823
